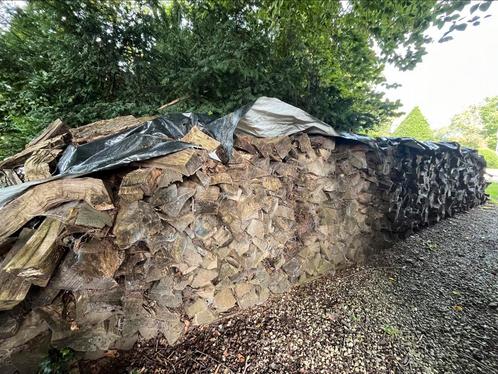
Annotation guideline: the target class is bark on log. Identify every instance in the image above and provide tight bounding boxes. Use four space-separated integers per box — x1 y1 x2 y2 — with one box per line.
0 135 67 169
0 170 22 187
24 119 68 149
70 115 143 144
0 228 34 311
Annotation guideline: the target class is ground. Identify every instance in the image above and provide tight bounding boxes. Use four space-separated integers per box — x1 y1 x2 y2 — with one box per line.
85 204 498 374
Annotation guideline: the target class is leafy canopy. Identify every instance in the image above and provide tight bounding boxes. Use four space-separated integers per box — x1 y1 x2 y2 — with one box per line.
436 96 498 155
480 97 498 152
435 105 487 149
0 0 493 159
393 107 433 141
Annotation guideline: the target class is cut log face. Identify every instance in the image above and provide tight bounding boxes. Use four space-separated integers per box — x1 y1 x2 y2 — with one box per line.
74 203 114 229
118 168 162 202
3 218 64 287
181 126 221 152
0 178 114 245
138 149 205 176
49 238 124 290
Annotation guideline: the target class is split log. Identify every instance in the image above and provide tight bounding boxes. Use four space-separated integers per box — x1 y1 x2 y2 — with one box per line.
181 126 221 152
157 168 183 189
138 149 205 176
74 203 114 229
24 119 68 149
0 170 22 187
118 168 162 202
24 148 63 181
0 135 67 169
3 218 64 287
0 229 34 311
48 238 124 290
70 115 143 144
234 135 293 160
0 178 114 245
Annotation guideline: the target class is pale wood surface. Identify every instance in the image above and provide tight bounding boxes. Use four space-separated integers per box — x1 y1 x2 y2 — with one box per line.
0 178 114 245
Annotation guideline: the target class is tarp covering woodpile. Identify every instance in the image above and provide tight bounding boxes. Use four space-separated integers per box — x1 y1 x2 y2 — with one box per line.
0 97 488 372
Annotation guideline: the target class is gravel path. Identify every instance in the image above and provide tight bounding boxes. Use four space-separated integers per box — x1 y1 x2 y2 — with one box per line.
86 204 498 374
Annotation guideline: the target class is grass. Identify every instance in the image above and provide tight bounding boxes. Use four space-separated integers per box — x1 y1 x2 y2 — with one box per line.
486 182 498 204
382 325 400 337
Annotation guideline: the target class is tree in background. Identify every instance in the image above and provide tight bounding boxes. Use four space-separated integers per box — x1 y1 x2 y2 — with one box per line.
0 0 493 158
435 96 498 167
392 107 433 141
435 105 487 148
480 97 498 152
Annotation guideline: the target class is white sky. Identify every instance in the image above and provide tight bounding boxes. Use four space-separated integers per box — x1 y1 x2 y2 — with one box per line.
383 2 498 129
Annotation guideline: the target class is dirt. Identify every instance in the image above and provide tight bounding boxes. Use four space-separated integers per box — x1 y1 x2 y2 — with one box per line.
84 204 498 374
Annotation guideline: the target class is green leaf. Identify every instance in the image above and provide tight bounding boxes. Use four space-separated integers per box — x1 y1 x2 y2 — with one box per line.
479 1 492 12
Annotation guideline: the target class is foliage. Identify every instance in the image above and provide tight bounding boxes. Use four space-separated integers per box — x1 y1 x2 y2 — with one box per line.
435 105 487 148
0 0 493 158
362 117 394 138
486 182 498 205
39 347 75 373
392 107 433 141
480 97 498 151
479 148 498 169
435 96 498 151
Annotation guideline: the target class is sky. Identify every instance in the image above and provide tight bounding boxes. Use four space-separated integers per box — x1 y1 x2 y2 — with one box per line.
382 2 498 129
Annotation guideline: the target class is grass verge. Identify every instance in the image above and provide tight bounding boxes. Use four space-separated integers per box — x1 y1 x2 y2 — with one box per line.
486 182 498 204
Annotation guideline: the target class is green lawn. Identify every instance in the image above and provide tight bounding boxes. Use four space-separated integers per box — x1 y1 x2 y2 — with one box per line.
486 182 498 204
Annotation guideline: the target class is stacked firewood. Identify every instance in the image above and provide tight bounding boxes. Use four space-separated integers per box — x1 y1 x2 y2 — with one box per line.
0 115 487 373
369 140 488 239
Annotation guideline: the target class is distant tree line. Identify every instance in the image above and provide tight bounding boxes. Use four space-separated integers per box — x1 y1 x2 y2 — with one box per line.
0 0 493 158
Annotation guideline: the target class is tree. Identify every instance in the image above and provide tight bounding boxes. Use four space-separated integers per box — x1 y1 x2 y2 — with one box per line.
0 0 493 158
435 97 498 151
362 117 395 138
480 97 498 152
393 107 433 140
436 105 487 148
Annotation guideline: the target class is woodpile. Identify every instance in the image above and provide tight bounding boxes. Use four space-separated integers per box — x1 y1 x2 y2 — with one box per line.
0 111 488 372
368 139 488 240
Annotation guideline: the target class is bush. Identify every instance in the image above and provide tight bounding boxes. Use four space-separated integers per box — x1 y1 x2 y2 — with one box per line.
478 148 498 169
39 347 74 373
392 107 433 141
